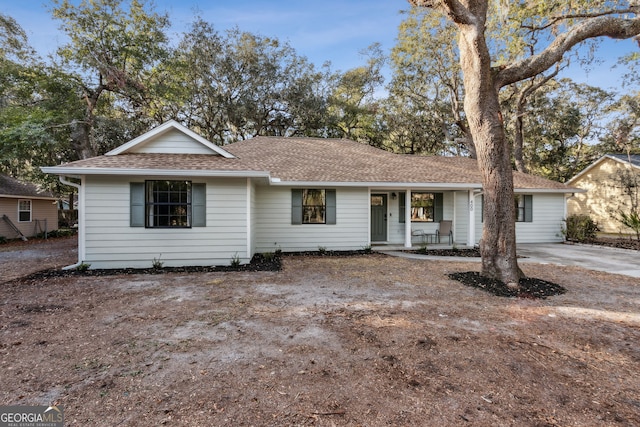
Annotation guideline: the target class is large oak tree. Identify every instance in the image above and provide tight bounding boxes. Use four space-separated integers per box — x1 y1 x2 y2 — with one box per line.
51 0 169 159
408 0 640 285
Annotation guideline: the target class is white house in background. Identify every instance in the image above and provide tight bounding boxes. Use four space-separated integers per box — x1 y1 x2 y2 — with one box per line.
42 120 576 269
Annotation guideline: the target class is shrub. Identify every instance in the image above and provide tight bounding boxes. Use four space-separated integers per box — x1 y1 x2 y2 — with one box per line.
619 210 640 241
76 262 91 272
230 253 241 268
564 215 599 242
152 255 164 269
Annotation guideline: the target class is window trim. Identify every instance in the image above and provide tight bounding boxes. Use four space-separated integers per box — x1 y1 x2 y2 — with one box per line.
515 194 533 223
145 180 193 229
291 189 336 225
480 194 532 223
402 192 443 223
302 189 327 224
18 199 32 222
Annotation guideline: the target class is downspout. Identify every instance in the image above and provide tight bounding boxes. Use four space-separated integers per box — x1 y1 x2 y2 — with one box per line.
59 176 84 270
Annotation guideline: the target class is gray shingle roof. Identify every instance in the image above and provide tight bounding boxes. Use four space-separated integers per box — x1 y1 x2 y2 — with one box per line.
607 153 640 168
44 136 572 191
0 174 55 198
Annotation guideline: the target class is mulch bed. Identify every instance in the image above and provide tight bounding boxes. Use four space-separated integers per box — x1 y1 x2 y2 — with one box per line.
571 237 640 251
448 271 567 299
11 252 283 283
407 248 481 257
10 249 375 283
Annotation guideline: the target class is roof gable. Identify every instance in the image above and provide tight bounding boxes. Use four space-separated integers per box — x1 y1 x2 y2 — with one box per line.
606 153 640 168
106 120 235 158
567 154 640 185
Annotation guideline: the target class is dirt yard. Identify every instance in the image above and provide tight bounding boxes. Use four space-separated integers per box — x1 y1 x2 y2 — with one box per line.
1 237 639 426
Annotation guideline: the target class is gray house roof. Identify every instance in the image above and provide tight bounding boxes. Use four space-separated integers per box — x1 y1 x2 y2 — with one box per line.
0 174 55 199
605 153 640 168
42 121 574 192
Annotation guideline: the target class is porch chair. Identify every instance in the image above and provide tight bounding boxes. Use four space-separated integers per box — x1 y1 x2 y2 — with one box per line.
437 220 453 244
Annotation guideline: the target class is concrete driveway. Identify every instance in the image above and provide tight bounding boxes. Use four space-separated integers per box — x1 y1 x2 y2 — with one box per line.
517 243 640 278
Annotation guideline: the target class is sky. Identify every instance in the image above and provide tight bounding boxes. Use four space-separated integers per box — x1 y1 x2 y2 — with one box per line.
2 0 639 92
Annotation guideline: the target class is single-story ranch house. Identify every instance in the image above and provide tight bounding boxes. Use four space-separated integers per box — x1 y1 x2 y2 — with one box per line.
43 120 576 269
1 173 59 240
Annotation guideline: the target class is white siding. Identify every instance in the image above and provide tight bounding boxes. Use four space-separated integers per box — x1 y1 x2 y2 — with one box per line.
83 176 248 269
454 191 471 245
515 193 566 243
254 186 369 252
472 193 566 244
248 179 257 258
128 128 219 155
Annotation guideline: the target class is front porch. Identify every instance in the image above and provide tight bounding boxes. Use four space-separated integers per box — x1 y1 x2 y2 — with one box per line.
370 188 482 249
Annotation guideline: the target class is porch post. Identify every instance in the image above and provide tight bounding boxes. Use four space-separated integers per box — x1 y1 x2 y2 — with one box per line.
404 189 412 248
467 189 475 247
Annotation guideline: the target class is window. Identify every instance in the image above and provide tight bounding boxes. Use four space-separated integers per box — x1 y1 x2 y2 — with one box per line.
291 189 336 225
146 180 192 228
411 192 434 222
131 182 205 228
479 194 532 223
302 189 326 224
515 194 533 222
18 200 32 222
399 192 443 223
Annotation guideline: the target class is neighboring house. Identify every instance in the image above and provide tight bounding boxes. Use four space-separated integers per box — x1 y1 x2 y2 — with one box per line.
567 154 640 235
42 120 575 269
0 174 59 239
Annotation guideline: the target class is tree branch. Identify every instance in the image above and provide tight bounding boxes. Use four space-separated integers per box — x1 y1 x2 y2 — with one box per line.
409 0 475 26
523 8 639 32
496 15 640 89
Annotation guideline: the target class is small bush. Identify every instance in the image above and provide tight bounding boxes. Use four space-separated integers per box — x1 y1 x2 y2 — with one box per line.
152 255 164 269
46 229 77 238
619 210 640 241
76 262 91 272
230 253 241 268
564 215 599 242
0 236 7 244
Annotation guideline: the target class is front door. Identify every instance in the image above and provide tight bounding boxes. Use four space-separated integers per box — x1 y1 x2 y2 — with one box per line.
371 194 387 242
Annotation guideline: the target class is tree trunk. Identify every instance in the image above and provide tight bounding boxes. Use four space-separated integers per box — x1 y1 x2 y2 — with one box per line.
513 107 528 173
456 7 521 285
